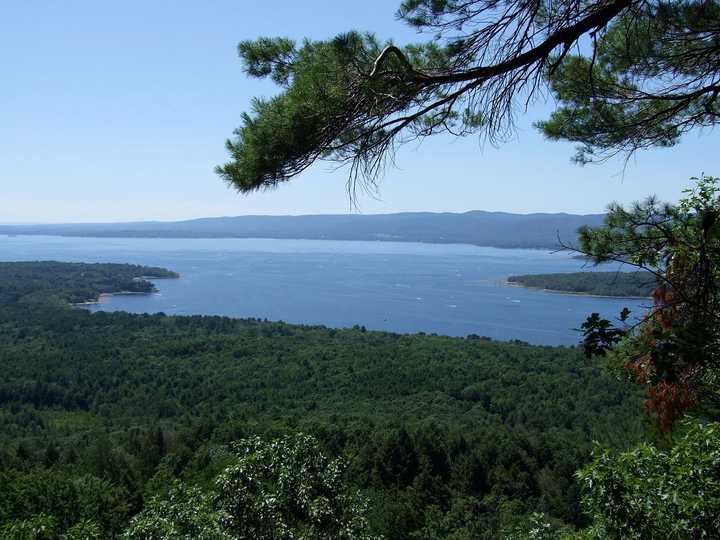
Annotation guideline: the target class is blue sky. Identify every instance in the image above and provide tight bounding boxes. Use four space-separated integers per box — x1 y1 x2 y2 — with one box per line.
1 0 718 223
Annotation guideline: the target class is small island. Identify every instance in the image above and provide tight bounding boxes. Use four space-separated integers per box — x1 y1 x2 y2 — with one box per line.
0 261 179 306
507 271 655 298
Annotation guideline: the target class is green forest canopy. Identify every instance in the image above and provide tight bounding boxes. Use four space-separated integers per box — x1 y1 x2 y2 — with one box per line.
0 261 644 539
0 262 178 306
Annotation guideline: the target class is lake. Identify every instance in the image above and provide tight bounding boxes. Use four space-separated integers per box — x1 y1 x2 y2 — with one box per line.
0 235 649 345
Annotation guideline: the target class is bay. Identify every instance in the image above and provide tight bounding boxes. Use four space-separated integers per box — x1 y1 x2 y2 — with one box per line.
0 235 648 345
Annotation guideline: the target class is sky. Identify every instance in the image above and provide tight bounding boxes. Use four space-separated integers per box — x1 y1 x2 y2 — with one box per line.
1 0 718 223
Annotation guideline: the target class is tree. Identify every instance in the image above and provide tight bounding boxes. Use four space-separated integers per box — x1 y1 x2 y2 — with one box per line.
122 482 226 539
0 514 57 540
216 0 720 194
575 175 720 430
124 434 381 539
577 312 627 358
575 421 720 539
498 422 720 538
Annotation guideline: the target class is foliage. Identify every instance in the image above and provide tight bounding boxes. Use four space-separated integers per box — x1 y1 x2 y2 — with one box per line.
122 482 227 539
215 434 376 539
0 469 129 538
126 434 379 539
503 512 575 540
576 176 720 430
0 261 177 306
508 272 654 297
578 313 628 359
217 0 719 191
539 1 720 164
61 520 103 540
0 261 645 538
500 422 720 539
576 421 720 539
0 514 57 540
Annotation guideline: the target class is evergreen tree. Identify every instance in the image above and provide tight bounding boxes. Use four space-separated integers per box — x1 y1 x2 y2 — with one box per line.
217 1 720 192
575 176 720 430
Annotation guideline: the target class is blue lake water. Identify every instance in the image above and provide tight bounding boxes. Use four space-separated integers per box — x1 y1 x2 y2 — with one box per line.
0 235 649 345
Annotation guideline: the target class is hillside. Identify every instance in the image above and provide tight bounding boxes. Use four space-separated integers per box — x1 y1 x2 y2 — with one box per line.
0 210 605 249
0 261 643 538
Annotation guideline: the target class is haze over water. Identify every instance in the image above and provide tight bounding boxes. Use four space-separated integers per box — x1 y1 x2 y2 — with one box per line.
1 235 648 345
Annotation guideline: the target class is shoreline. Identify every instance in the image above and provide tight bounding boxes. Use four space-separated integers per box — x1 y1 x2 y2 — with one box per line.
504 280 651 300
1 232 563 252
74 290 159 307
72 273 178 307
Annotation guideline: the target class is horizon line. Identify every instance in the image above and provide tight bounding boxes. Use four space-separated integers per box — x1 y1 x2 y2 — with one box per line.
0 208 607 227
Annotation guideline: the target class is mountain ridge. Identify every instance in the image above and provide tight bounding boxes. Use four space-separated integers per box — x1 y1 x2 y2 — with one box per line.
0 210 606 249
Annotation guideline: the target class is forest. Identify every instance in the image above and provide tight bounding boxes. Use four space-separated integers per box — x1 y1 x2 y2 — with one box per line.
5 0 720 536
0 262 646 538
0 262 178 306
507 272 654 298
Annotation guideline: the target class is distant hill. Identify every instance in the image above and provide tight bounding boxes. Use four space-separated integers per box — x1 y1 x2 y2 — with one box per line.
0 211 605 249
